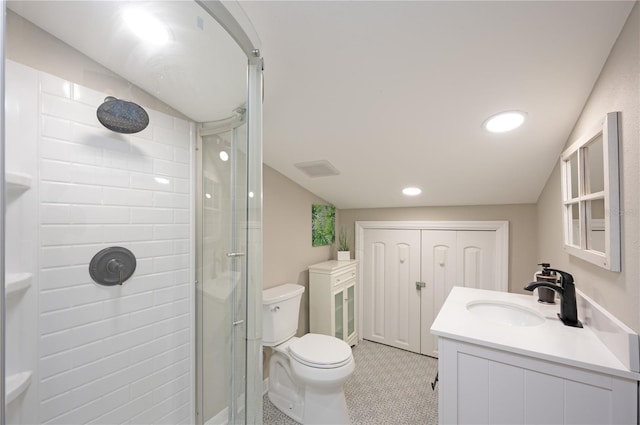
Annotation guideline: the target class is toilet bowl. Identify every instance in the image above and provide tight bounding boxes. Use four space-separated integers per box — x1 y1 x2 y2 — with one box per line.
263 284 355 424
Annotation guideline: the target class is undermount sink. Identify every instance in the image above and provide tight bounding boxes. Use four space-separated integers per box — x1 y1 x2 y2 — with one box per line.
466 300 545 327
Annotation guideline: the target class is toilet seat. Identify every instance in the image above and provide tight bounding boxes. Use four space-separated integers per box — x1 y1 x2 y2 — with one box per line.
288 334 352 369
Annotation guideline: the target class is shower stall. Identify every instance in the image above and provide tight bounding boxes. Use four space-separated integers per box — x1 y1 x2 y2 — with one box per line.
1 1 263 424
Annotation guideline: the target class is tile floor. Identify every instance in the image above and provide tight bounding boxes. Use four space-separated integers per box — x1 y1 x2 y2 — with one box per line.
263 339 439 424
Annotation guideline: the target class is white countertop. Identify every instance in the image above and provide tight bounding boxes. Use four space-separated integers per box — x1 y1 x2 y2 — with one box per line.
431 287 640 380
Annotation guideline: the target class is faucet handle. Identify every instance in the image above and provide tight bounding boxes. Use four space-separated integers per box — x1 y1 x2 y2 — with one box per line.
546 268 574 286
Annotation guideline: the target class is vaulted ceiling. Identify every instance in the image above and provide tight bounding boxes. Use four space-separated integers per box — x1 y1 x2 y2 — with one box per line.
10 1 635 210
240 1 634 208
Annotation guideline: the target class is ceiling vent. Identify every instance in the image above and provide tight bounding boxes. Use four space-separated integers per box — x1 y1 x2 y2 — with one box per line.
294 160 340 178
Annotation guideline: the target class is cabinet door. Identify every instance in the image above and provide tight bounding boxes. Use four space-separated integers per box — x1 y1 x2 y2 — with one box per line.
439 339 638 425
345 281 356 343
333 287 344 340
333 281 356 343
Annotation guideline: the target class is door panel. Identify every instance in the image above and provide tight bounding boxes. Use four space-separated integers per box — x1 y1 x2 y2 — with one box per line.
198 125 248 424
334 289 344 340
371 242 386 339
421 231 457 357
363 229 421 352
457 231 496 291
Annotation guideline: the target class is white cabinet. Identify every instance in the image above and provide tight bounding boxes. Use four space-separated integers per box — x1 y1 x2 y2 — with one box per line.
309 260 358 346
438 338 637 424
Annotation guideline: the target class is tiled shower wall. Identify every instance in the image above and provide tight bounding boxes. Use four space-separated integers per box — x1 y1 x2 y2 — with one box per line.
7 60 195 424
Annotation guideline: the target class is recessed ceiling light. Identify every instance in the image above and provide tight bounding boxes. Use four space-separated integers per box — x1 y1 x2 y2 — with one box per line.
483 111 527 133
123 9 170 45
219 151 229 161
402 187 422 196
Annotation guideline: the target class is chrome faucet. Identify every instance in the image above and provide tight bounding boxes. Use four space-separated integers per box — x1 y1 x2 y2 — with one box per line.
524 268 582 328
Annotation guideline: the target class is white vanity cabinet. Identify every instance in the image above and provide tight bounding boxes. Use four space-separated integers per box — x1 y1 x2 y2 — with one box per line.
432 287 640 425
309 260 358 346
438 338 637 424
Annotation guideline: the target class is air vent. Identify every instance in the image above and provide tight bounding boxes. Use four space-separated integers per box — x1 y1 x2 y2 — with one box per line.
294 160 340 178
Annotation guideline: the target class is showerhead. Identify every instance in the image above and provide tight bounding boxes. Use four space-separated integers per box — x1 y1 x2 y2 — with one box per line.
96 96 149 134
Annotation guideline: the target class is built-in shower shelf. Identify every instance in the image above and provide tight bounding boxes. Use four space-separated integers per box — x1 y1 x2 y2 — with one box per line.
6 171 33 194
6 272 32 298
6 371 32 404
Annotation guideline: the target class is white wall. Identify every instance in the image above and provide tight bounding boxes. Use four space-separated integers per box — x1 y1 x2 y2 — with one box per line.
537 4 640 331
6 60 195 424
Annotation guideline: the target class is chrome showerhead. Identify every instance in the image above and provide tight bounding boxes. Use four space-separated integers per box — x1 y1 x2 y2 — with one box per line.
96 96 149 134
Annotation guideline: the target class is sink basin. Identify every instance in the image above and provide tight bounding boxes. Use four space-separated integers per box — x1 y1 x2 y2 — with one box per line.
466 300 545 327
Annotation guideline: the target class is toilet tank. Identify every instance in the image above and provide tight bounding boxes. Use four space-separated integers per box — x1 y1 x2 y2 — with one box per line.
263 284 305 346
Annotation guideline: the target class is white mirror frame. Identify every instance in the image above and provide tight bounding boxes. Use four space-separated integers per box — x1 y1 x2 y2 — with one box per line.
561 112 620 271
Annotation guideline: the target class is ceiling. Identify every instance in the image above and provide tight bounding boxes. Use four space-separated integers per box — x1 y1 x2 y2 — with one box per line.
239 1 634 209
8 1 248 123
10 1 634 210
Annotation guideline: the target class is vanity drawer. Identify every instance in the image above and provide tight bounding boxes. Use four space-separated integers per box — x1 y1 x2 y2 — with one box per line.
333 269 356 286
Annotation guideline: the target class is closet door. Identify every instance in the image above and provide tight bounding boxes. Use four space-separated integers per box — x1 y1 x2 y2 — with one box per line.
420 231 457 357
457 231 497 291
361 227 499 356
420 230 496 357
362 229 421 352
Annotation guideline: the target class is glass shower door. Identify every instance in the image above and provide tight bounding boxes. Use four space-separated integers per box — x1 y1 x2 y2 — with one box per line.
197 118 248 425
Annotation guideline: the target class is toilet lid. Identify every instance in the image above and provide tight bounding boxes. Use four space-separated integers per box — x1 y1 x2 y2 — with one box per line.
288 334 353 369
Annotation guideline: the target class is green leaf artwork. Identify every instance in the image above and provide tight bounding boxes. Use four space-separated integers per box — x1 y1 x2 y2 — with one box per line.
312 204 335 247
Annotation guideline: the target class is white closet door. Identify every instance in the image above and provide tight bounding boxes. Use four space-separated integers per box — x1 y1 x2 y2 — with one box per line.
361 227 499 356
456 231 497 291
421 230 495 357
362 229 421 353
420 230 457 357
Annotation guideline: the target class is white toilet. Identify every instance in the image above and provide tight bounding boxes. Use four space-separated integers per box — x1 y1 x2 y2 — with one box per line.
263 283 355 425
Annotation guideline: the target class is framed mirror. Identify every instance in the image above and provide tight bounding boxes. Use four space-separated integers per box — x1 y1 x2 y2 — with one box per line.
560 112 620 271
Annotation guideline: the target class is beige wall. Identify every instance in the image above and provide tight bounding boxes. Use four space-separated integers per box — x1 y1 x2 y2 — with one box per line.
339 205 538 294
263 165 333 334
537 4 640 331
263 167 539 331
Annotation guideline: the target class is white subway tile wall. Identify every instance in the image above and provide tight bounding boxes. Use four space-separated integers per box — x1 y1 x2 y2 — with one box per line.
12 61 195 424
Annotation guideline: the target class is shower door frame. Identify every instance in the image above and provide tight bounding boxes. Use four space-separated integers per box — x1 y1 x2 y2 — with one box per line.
195 115 248 425
0 1 6 423
193 3 263 425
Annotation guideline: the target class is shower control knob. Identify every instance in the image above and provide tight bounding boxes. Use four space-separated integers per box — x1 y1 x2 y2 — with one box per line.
89 246 137 286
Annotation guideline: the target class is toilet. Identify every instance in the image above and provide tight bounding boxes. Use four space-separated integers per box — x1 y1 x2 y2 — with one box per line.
263 283 355 424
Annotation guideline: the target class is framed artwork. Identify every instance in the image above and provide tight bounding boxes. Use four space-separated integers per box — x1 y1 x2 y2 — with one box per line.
312 204 335 246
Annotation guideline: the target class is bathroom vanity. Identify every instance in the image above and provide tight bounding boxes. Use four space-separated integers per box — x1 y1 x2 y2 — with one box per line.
431 287 640 424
